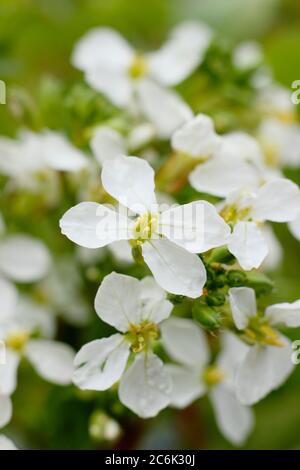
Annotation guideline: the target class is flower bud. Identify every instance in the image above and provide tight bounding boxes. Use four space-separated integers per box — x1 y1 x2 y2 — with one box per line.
206 292 226 306
166 293 186 305
207 247 235 264
89 410 121 443
192 301 222 330
227 269 247 287
245 271 274 295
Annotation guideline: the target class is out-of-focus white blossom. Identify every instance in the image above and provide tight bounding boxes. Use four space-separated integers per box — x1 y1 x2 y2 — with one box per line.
161 317 254 445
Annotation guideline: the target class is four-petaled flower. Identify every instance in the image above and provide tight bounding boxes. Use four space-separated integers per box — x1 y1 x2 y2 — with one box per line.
60 155 230 297
73 273 173 418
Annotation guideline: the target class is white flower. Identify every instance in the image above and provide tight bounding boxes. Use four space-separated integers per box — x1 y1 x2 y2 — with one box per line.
258 117 300 168
257 84 295 121
171 114 221 159
221 178 300 270
160 317 253 445
232 41 263 70
60 155 230 297
73 272 173 418
228 287 298 405
0 291 75 428
91 124 156 166
0 435 18 450
38 256 92 327
0 130 87 191
288 213 300 241
188 126 269 198
260 225 283 271
0 234 51 284
72 22 213 108
136 79 193 139
0 228 51 326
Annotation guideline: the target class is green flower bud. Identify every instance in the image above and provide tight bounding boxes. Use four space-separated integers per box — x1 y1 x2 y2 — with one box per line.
192 301 222 330
206 292 226 306
227 269 247 287
214 273 227 288
207 247 235 264
245 271 274 295
166 293 185 305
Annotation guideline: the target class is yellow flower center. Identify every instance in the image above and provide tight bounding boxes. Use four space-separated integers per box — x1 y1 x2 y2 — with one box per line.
6 330 30 352
203 365 225 387
128 54 148 80
127 321 159 353
220 204 251 224
242 317 284 347
133 212 159 242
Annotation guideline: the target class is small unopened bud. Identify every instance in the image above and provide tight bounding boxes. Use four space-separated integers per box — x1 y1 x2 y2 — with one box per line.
192 301 222 330
167 293 185 305
208 247 235 264
206 292 225 307
245 271 274 295
227 269 247 287
89 411 121 443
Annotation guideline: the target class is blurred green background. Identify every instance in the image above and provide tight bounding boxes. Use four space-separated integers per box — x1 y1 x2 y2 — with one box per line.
1 0 300 450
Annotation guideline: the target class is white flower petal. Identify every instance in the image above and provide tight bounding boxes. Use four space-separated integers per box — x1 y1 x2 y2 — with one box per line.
71 27 134 72
119 353 171 418
161 317 209 370
102 155 157 214
233 41 263 70
139 276 166 303
251 179 300 222
236 336 294 405
228 221 268 270
148 22 212 85
288 214 300 241
86 68 132 107
141 299 173 325
218 332 250 388
73 334 130 391
189 157 260 198
167 364 205 408
109 240 133 264
41 131 87 172
94 272 142 332
25 339 75 385
127 123 156 151
261 225 283 271
0 395 12 428
14 297 55 339
266 300 300 328
91 127 126 165
0 277 18 324
210 385 254 446
0 235 51 283
0 434 17 450
159 201 230 253
60 202 132 249
0 138 22 177
0 350 20 395
228 287 256 330
142 239 206 298
137 79 193 139
171 114 220 158
215 132 264 167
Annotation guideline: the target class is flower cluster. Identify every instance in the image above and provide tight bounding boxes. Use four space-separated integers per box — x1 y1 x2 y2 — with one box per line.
1 20 300 449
